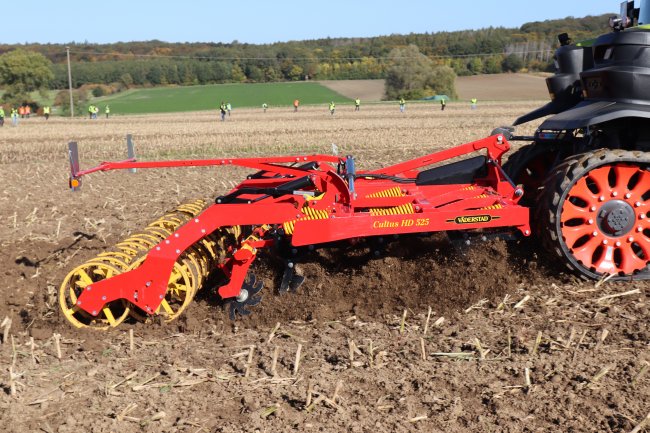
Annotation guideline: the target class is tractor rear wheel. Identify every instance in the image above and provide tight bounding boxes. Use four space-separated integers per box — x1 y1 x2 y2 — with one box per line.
502 143 558 207
537 149 650 279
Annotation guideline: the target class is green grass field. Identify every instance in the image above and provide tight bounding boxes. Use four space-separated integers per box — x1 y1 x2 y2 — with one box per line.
94 82 350 114
0 89 58 107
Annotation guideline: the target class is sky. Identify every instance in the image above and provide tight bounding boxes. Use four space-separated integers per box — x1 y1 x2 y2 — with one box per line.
10 0 620 45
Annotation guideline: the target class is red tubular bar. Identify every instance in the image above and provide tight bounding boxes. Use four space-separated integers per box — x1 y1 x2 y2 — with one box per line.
74 155 342 178
365 135 508 176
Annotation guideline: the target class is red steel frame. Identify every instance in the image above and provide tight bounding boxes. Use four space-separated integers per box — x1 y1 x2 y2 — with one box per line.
70 134 530 317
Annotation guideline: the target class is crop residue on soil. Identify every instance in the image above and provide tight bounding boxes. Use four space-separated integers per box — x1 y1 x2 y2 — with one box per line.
0 104 648 432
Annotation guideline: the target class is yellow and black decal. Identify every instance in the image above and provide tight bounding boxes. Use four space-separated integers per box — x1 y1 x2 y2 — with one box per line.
283 194 329 235
446 214 500 224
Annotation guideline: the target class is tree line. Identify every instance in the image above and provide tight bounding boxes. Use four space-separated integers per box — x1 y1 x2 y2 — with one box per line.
48 14 610 84
0 13 612 106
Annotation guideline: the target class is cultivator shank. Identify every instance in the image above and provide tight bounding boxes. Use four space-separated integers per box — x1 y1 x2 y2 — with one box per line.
61 134 530 329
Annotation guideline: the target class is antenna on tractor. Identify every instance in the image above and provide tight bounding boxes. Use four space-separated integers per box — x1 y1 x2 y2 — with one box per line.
640 0 649 24
610 1 638 30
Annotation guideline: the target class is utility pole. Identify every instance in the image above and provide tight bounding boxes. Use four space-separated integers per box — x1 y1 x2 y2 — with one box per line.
66 47 74 118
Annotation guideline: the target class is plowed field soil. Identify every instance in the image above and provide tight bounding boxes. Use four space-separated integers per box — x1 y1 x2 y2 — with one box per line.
0 102 648 433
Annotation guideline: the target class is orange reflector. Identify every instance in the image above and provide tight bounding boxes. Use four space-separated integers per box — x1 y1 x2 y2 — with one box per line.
70 178 80 188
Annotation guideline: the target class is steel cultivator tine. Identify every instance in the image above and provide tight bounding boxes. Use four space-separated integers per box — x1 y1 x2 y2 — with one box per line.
279 262 305 294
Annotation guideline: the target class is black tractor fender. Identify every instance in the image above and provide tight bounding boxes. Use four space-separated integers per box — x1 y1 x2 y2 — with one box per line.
537 100 650 131
513 99 578 126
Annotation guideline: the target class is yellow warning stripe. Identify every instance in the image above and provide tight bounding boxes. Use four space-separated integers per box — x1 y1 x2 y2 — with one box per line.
283 193 416 234
283 204 330 235
369 203 415 216
366 186 404 198
481 204 503 210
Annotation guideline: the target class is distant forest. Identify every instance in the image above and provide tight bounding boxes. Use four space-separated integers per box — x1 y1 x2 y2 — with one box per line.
0 14 612 89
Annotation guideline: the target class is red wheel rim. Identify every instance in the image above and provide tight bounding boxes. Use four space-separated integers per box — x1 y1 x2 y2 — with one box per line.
560 164 650 275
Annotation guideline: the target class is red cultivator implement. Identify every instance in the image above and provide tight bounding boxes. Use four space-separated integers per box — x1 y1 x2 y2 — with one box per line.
61 134 531 329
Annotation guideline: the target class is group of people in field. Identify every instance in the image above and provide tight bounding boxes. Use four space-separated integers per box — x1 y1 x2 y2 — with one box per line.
0 104 53 127
88 105 110 119
217 98 352 120
215 96 475 121
218 101 232 121
0 102 116 127
1 96 477 127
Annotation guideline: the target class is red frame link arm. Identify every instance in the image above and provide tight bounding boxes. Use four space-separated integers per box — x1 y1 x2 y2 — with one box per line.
75 202 301 316
365 134 509 177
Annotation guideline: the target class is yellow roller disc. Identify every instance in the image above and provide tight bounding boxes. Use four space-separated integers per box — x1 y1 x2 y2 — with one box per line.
116 239 154 253
97 250 135 266
186 244 211 275
130 232 162 243
86 253 131 270
148 216 185 231
197 237 219 260
178 199 206 210
172 207 196 217
176 204 204 215
123 233 159 248
184 247 208 286
112 244 141 259
146 224 176 238
211 226 242 261
144 226 173 240
59 261 129 329
171 247 205 291
127 256 198 323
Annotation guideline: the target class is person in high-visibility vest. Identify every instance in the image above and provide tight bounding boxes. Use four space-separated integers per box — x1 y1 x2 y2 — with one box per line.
88 105 94 119
18 106 25 118
329 101 336 115
293 99 299 112
440 98 446 111
25 105 31 118
219 101 227 121
399 98 405 113
262 102 268 113
105 105 110 119
43 106 51 120
0 107 5 126
354 98 360 111
226 102 232 116
470 98 478 109
11 108 18 126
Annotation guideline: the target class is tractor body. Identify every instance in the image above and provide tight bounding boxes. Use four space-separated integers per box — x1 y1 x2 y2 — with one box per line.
502 0 650 281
